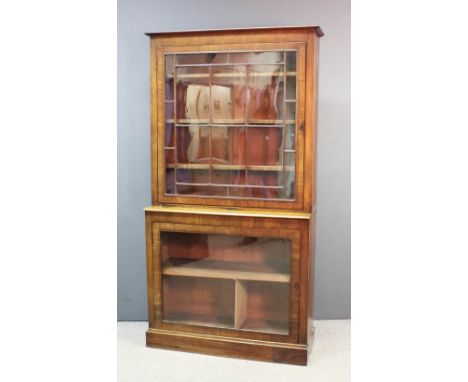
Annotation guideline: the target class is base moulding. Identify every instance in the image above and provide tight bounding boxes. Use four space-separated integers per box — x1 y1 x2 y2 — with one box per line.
146 327 315 366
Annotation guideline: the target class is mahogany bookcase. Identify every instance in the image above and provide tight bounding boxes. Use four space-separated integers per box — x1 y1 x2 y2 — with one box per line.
144 26 323 365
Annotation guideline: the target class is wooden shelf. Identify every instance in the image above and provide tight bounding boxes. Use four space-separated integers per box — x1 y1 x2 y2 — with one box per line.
162 259 290 283
210 119 246 124
167 71 296 79
163 317 288 335
248 119 296 124
166 119 295 124
163 316 234 329
166 163 294 172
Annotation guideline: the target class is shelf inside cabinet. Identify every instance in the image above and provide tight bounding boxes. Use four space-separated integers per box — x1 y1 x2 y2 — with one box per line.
166 163 294 172
165 119 296 124
166 71 297 79
162 259 290 283
163 317 288 335
163 316 234 329
165 317 289 335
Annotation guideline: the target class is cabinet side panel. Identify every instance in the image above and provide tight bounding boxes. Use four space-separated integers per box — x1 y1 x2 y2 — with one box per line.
145 213 155 327
303 32 319 211
298 220 310 344
150 37 159 204
312 35 320 209
308 213 316 338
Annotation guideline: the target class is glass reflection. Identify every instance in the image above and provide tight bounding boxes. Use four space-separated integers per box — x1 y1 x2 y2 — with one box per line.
176 67 210 123
247 65 284 124
211 66 246 124
176 126 211 164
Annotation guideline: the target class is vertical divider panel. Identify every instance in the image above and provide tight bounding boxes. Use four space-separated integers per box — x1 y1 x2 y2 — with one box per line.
234 279 248 329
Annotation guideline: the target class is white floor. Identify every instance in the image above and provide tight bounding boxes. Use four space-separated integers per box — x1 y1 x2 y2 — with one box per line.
118 320 350 382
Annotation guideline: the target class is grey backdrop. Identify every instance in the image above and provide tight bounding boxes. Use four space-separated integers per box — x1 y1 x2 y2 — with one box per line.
118 0 350 320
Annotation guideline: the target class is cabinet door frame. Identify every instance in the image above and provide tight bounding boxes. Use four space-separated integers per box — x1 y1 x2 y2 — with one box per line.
148 218 302 344
152 40 307 210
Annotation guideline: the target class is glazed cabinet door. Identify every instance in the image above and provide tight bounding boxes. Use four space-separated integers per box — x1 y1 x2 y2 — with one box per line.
148 219 302 344
154 41 307 210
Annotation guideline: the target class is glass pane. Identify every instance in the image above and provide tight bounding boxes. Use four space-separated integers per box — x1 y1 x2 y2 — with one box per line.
210 126 245 165
165 102 174 121
211 169 230 185
176 67 210 123
163 276 235 327
165 169 175 194
176 125 210 164
163 49 298 201
176 168 209 183
286 51 296 71
160 231 291 334
164 148 175 165
227 170 246 197
282 152 296 199
176 168 221 197
177 184 227 197
210 126 230 163
230 51 283 64
240 281 290 334
211 66 246 124
246 171 282 199
247 65 284 124
284 124 295 150
245 126 282 166
176 52 228 65
285 79 296 100
165 123 174 147
165 55 174 101
230 126 246 165
285 101 296 122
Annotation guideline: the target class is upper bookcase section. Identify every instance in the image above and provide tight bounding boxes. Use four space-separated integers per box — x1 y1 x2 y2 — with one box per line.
147 26 322 212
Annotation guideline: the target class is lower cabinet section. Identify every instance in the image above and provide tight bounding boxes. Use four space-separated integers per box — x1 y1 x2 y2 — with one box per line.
145 206 314 365
160 230 291 335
